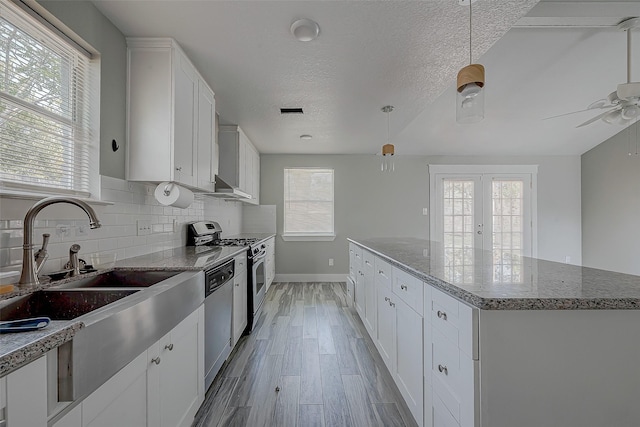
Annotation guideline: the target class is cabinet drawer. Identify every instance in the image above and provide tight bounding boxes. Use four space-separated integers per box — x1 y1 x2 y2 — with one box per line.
363 250 374 271
430 287 478 360
234 253 247 272
431 327 462 421
374 257 392 290
392 267 423 316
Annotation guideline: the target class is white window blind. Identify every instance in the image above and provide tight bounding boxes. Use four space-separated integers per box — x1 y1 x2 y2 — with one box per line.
0 0 99 197
284 168 334 236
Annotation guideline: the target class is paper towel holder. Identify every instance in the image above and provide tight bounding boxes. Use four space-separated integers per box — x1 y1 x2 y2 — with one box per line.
163 182 175 196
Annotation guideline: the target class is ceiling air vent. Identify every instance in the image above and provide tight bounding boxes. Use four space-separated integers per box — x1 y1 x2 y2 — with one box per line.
280 108 304 114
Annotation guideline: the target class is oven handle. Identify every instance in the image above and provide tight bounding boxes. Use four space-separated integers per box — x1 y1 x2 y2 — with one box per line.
252 251 267 262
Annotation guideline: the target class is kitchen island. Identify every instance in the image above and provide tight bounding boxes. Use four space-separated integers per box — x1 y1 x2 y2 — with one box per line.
349 237 640 427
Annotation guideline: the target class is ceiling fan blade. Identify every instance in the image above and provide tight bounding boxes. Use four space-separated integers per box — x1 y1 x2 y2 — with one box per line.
543 106 608 121
576 109 616 128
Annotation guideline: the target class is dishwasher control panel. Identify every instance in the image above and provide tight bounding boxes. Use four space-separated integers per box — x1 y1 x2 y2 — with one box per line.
205 260 235 297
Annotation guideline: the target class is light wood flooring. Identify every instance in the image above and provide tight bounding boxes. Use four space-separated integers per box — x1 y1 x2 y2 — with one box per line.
193 282 418 427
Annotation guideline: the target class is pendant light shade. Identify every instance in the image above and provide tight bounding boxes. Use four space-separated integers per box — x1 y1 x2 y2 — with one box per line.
381 106 395 172
456 64 485 123
456 1 485 124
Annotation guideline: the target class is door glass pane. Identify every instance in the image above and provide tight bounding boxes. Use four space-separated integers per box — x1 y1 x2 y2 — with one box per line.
492 180 524 283
443 179 475 284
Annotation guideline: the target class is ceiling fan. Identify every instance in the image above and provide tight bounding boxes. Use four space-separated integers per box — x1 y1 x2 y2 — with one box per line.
548 17 640 128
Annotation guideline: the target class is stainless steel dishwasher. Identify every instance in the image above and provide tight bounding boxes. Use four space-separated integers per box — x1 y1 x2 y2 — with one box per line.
204 259 234 391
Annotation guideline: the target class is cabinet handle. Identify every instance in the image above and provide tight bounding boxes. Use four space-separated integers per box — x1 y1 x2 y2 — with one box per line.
384 296 390 302
151 357 161 365
389 301 395 308
235 283 240 286
165 343 174 351
400 284 408 291
365 261 371 266
437 310 447 320
176 167 182 171
438 364 448 375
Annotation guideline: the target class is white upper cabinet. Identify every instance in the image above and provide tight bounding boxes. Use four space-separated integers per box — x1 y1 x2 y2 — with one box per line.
126 38 217 190
218 125 261 204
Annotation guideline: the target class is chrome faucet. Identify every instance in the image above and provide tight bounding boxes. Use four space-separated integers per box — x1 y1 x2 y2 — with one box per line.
18 197 101 288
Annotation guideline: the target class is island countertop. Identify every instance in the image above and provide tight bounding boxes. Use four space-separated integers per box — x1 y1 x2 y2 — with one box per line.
348 237 640 310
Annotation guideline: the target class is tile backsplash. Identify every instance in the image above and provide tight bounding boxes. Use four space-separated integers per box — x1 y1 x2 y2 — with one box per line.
0 176 243 275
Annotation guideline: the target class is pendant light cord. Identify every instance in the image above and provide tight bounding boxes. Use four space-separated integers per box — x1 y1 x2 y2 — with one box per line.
387 110 390 144
469 0 472 65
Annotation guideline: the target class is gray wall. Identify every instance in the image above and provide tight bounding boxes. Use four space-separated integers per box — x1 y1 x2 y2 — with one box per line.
260 155 430 276
261 154 582 276
39 0 127 179
582 122 640 275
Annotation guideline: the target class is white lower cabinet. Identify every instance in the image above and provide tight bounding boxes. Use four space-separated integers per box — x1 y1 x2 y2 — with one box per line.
376 280 396 371
233 253 248 346
5 355 48 426
265 236 275 291
148 306 204 427
363 251 376 337
53 305 204 427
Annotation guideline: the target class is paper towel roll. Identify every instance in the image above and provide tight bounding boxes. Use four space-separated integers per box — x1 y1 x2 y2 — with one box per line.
154 182 194 208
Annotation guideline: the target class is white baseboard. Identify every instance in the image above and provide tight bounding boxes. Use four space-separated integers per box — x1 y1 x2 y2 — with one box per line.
274 274 348 283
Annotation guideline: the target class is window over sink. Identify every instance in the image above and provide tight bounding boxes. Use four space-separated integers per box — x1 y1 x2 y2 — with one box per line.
283 167 335 241
0 0 100 198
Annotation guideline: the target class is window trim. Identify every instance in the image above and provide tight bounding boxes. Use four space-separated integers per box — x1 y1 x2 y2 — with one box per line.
282 167 335 241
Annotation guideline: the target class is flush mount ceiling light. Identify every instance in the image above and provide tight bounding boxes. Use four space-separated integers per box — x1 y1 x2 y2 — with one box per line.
300 134 313 140
456 0 485 124
381 105 395 172
290 19 320 42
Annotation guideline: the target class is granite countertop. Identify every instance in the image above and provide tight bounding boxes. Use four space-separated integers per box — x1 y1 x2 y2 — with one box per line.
0 244 247 377
349 237 640 310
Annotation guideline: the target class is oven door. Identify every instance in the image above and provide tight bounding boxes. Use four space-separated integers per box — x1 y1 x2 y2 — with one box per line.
251 251 267 325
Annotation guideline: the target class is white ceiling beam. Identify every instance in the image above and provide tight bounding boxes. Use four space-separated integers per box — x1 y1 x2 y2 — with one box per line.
515 2 640 28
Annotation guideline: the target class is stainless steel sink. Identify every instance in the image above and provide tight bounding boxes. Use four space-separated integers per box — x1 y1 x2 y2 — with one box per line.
0 289 140 321
56 270 182 289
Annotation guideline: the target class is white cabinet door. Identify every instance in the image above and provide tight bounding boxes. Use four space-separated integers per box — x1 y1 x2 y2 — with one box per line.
363 251 377 337
238 131 247 193
53 404 81 427
376 282 396 372
148 307 203 427
396 298 424 426
5 356 48 426
196 79 216 191
173 51 198 187
82 351 148 427
233 270 248 346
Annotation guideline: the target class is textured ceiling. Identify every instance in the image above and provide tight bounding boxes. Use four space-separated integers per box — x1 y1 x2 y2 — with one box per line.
91 0 539 155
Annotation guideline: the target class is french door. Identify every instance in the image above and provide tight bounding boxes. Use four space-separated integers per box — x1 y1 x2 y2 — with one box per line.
429 165 537 285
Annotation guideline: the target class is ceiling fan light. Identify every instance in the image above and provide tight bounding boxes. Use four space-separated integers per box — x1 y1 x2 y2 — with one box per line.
621 105 640 120
602 109 622 124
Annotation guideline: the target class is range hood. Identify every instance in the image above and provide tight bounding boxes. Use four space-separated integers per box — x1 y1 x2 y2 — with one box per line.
210 175 252 200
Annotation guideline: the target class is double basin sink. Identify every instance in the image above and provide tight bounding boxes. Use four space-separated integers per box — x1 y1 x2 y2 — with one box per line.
1 271 182 322
0 269 205 402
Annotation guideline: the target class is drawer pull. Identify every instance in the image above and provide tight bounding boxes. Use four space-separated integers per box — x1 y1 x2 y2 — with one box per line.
438 364 448 375
384 296 390 302
400 284 408 291
165 343 174 351
437 310 448 320
365 260 371 266
151 357 161 365
389 301 395 307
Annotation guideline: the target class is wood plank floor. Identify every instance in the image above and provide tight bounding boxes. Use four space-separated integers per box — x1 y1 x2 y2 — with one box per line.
193 282 418 427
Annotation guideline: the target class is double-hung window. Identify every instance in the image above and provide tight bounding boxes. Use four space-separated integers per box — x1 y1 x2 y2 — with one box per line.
283 168 335 241
0 0 99 197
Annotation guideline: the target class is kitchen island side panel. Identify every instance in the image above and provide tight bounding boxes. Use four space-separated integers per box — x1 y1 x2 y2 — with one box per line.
478 309 640 427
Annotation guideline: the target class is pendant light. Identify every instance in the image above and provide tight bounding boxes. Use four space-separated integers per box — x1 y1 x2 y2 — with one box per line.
456 0 485 124
381 105 395 172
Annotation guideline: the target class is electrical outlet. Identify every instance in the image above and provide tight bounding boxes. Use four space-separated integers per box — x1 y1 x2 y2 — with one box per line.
76 224 88 237
56 224 71 238
329 258 334 266
565 256 571 264
422 208 428 216
173 219 178 232
137 219 152 236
